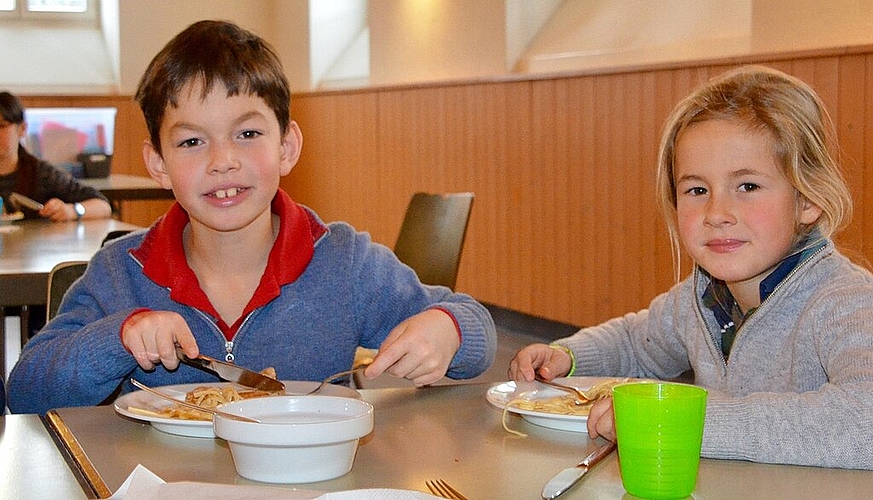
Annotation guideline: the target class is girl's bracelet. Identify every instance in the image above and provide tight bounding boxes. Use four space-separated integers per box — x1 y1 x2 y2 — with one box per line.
548 344 576 376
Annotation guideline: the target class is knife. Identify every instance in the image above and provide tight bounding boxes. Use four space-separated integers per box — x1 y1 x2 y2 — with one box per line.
175 346 286 393
541 441 617 499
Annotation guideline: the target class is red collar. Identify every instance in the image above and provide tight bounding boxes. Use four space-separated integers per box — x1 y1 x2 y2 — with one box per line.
131 190 326 339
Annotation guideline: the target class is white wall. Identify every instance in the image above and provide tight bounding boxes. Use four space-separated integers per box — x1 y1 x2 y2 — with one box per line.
367 0 507 86
5 0 873 96
517 0 753 74
117 0 279 93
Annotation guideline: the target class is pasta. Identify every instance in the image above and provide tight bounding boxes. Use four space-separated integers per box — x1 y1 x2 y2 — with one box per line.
501 378 632 437
128 368 282 421
128 384 282 421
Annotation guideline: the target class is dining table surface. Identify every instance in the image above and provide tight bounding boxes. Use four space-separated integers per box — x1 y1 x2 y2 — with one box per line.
80 174 174 218
0 217 141 307
2 381 869 499
79 173 173 202
0 217 141 376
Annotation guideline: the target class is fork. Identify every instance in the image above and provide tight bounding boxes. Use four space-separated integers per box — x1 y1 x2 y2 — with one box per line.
425 479 469 500
291 361 373 396
535 376 593 405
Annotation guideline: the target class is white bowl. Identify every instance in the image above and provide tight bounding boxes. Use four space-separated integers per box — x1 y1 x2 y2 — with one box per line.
213 395 374 483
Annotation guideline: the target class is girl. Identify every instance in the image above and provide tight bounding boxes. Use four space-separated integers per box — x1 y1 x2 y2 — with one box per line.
509 66 873 469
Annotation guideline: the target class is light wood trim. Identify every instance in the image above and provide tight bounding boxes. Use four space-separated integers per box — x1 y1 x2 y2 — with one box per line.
44 410 111 498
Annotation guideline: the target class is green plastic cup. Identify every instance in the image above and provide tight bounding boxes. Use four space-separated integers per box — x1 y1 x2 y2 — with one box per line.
613 382 707 499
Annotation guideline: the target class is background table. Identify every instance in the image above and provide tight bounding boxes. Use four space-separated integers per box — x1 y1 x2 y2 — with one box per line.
0 218 140 377
43 383 873 499
80 174 174 217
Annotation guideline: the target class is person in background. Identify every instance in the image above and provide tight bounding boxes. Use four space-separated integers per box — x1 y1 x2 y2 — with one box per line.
509 66 873 469
7 20 496 415
0 91 111 221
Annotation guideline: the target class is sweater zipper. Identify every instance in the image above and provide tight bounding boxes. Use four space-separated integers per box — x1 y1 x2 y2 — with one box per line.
129 247 257 363
720 244 828 368
223 310 257 361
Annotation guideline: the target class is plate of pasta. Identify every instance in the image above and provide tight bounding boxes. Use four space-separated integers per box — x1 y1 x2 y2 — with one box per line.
114 381 361 438
487 377 634 434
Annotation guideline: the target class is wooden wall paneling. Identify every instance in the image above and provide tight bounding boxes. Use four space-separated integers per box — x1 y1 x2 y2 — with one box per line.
529 78 564 319
865 54 873 260
24 46 873 328
620 72 646 315
374 89 427 244
835 54 868 258
461 83 517 305
478 81 538 310
286 92 382 240
638 71 671 303
533 78 575 322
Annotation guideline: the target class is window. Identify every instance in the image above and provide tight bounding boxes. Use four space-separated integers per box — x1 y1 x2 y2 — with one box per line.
0 0 96 21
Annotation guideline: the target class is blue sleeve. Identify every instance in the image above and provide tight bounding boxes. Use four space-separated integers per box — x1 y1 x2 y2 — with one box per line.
332 223 497 379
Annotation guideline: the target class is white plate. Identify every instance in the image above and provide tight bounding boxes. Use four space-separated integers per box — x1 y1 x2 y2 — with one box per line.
114 381 361 438
0 211 24 222
486 377 613 433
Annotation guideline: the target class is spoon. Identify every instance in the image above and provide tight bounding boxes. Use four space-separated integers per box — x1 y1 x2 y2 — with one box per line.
535 376 594 406
130 379 261 423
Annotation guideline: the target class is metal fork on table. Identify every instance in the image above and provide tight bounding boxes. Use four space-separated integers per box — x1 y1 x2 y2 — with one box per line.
425 479 469 500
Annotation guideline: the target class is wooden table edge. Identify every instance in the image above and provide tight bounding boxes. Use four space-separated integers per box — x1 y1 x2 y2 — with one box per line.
44 410 112 499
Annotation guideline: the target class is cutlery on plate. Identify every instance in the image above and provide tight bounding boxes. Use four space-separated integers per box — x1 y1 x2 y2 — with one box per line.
9 192 44 211
130 378 261 423
535 376 593 405
425 479 469 500
290 361 374 396
175 346 286 393
541 440 616 499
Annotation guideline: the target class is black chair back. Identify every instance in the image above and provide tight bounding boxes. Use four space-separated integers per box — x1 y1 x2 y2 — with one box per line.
393 192 474 290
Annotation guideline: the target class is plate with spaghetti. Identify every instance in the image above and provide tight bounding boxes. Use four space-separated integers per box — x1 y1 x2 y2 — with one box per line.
114 381 361 438
486 377 634 433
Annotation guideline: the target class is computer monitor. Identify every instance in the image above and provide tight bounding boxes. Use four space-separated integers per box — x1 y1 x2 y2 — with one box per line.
22 107 117 178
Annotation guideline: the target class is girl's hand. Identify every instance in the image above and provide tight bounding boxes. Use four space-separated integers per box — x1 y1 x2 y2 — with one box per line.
121 310 198 371
508 343 572 382
364 309 460 386
586 397 617 442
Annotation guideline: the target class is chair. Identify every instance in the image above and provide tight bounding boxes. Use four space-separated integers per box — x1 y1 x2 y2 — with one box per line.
44 230 132 324
46 261 89 322
353 192 475 388
392 192 475 290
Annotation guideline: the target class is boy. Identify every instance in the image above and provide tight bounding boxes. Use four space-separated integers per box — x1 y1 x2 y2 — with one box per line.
8 20 496 414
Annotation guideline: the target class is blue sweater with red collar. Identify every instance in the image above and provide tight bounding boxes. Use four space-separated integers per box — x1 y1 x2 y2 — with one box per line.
7 191 496 414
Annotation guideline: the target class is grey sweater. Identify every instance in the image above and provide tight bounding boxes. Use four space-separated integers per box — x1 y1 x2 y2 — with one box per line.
557 242 873 469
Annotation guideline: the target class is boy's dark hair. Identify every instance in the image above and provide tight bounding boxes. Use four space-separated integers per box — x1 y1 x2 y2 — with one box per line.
0 91 25 125
135 20 291 155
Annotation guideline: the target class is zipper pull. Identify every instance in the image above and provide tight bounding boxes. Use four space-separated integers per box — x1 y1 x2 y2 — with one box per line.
224 341 235 362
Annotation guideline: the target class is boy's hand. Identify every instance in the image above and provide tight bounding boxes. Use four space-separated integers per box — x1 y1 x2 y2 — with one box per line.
121 310 199 371
508 343 572 382
363 309 460 386
586 397 617 442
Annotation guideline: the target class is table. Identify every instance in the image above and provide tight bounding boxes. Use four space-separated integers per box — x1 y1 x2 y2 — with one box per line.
80 174 174 217
0 218 141 376
35 383 873 499
0 414 89 499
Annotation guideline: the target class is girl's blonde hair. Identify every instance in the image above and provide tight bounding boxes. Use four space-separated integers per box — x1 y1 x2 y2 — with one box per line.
657 65 853 277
